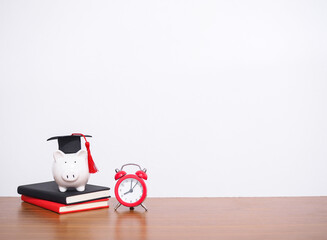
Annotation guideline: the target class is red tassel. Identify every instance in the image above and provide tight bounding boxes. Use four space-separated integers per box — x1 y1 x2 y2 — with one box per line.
72 133 98 174
85 141 98 173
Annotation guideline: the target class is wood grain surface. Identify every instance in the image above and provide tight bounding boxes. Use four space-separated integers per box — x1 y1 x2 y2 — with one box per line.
0 197 327 240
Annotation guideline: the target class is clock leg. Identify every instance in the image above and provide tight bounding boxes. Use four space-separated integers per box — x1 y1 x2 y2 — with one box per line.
130 207 134 211
114 203 121 211
140 203 148 211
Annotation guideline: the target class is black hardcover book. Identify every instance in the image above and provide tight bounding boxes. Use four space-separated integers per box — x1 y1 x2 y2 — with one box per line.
17 181 110 205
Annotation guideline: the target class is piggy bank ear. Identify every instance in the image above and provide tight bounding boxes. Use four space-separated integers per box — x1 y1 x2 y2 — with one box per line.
76 149 87 160
53 150 65 162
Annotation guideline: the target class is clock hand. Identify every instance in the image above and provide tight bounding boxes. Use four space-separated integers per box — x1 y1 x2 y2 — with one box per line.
132 182 138 190
124 189 132 195
124 180 134 195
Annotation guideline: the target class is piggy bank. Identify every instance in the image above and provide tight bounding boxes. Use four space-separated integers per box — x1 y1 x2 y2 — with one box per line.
52 149 90 192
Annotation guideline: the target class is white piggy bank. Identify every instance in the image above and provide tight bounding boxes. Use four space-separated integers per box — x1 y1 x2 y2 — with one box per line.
52 149 90 192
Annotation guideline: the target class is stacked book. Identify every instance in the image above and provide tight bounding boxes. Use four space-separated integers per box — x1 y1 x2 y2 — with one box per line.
17 181 110 214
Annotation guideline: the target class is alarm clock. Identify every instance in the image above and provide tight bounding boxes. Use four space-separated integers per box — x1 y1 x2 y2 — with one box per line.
114 163 148 211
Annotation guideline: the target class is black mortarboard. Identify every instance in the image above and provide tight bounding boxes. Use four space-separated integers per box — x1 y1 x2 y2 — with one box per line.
47 134 92 154
47 133 98 173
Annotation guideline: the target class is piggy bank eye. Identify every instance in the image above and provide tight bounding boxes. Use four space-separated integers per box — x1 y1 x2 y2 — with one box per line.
65 161 67 163
74 161 76 163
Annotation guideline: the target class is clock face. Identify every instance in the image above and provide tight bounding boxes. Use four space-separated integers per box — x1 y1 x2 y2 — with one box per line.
117 177 144 205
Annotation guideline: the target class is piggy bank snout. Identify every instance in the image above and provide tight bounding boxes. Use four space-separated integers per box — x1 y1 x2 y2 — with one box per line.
61 171 79 182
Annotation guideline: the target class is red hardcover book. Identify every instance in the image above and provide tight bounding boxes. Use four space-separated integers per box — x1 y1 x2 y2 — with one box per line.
21 195 109 214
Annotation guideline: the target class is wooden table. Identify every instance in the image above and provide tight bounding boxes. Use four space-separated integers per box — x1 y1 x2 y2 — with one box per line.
0 197 326 240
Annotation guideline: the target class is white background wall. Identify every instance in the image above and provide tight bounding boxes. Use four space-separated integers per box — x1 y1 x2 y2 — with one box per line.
0 0 326 197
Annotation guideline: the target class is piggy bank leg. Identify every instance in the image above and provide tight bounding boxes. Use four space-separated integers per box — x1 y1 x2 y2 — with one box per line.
58 186 67 192
76 185 85 192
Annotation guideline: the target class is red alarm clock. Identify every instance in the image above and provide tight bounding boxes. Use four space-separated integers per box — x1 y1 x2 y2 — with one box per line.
114 163 148 211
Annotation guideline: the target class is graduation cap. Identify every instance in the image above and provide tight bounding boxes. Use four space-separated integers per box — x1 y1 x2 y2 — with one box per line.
47 133 98 173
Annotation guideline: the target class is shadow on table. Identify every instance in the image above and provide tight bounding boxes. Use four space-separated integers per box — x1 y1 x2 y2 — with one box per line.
19 201 148 239
114 210 148 240
19 201 113 238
